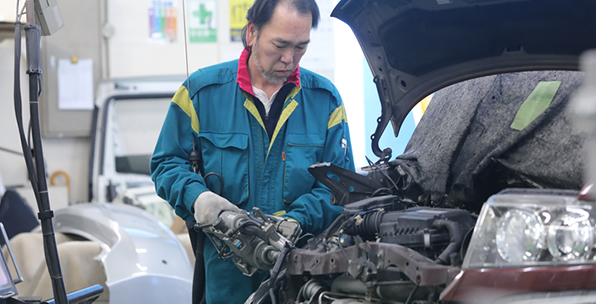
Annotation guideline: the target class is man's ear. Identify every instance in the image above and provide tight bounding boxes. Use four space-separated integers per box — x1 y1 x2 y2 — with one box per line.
246 22 257 47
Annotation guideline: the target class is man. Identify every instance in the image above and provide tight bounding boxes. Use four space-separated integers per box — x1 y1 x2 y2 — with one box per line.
150 0 355 303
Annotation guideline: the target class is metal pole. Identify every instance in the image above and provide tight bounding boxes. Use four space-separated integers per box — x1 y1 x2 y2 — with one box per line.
25 0 35 25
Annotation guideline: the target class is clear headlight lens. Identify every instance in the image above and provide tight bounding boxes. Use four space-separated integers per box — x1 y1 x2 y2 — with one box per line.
496 209 544 263
463 190 596 269
546 209 593 261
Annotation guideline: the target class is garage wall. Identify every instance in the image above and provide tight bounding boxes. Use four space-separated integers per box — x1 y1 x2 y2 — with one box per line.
0 0 356 205
0 37 88 209
105 0 217 78
105 0 336 80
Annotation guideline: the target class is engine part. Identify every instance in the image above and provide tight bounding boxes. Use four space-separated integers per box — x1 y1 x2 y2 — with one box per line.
203 207 301 276
341 207 475 264
308 162 405 206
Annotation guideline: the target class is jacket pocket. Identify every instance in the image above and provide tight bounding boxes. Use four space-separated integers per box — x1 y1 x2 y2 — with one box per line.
282 134 324 203
198 132 249 205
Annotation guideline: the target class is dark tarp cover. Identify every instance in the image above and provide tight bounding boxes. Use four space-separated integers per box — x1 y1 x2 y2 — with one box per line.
394 70 587 212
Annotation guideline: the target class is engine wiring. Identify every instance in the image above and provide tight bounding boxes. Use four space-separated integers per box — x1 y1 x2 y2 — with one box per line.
200 217 269 262
267 245 293 304
366 156 399 192
404 285 419 304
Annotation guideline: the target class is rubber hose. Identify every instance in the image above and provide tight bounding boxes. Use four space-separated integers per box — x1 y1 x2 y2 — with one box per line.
433 219 463 265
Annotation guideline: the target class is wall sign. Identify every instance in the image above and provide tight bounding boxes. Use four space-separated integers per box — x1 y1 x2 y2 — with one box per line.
188 0 217 43
148 0 178 43
229 0 253 42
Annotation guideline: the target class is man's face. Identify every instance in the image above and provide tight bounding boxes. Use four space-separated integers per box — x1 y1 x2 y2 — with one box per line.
249 4 312 84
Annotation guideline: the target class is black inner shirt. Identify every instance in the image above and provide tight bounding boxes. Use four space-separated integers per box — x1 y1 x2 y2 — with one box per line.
251 82 296 139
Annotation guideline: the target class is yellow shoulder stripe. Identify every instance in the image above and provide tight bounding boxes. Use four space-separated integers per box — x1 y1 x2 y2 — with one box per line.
172 86 200 134
287 86 301 100
244 98 266 130
328 103 348 129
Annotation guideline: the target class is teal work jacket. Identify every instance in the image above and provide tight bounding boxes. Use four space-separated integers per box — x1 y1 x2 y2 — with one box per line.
150 56 355 303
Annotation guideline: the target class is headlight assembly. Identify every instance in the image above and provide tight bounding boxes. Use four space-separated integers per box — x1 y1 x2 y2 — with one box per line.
463 190 596 269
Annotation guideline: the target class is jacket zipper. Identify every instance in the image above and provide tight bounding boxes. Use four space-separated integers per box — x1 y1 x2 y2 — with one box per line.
286 143 324 148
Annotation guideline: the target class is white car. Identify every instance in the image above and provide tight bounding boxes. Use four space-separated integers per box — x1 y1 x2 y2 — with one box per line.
9 75 194 304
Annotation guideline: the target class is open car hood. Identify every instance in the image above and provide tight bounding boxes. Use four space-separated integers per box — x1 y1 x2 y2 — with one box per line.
331 0 596 159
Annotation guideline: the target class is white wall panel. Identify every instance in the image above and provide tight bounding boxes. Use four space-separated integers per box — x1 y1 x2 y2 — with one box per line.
0 0 345 204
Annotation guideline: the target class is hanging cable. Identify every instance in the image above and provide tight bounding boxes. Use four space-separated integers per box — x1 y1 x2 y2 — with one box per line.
13 10 40 206
13 1 68 302
181 0 191 92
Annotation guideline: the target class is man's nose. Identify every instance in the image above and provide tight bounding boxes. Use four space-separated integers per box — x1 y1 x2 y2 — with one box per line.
280 49 294 64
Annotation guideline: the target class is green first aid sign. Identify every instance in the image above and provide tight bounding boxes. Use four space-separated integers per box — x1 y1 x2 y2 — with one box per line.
188 0 217 43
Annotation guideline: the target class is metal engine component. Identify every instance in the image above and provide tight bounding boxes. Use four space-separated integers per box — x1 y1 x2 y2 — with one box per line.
203 207 301 276
281 205 470 304
341 207 476 264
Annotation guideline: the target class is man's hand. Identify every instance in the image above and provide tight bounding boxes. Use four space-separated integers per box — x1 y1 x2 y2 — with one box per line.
193 191 241 224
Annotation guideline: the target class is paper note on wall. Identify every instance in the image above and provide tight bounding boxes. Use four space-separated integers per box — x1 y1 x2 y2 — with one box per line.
57 58 94 110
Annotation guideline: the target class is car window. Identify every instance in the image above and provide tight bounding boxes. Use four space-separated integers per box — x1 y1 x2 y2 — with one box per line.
110 98 170 175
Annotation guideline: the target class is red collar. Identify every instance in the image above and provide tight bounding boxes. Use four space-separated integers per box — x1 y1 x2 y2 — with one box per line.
237 47 300 96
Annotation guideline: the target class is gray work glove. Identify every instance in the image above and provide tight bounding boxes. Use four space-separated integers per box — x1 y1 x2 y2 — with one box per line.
193 191 241 224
